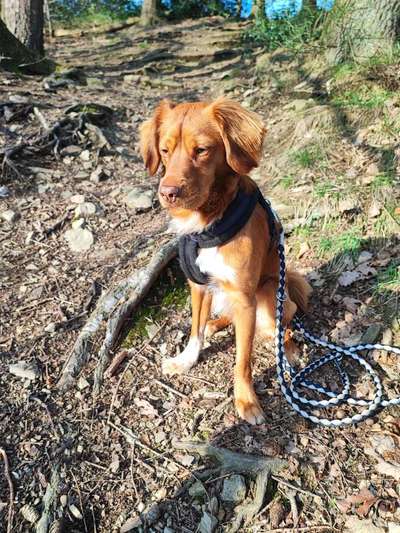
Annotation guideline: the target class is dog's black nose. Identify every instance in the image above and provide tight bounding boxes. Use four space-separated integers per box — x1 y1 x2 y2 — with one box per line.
159 185 182 202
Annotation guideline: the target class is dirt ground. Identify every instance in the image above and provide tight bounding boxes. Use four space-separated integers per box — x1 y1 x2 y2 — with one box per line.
1 16 400 533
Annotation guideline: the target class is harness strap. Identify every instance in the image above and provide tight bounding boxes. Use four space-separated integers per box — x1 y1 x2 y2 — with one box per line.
179 186 277 285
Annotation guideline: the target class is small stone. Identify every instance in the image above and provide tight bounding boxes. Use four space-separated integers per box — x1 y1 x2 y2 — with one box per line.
199 511 218 533
189 480 207 498
154 487 167 501
0 185 10 198
382 328 393 345
74 202 97 218
44 322 57 333
357 251 373 264
124 187 154 211
163 528 174 533
69 504 83 520
90 166 109 183
77 376 90 390
360 324 382 345
60 495 68 507
65 227 94 252
1 209 19 223
366 163 379 176
80 150 90 161
154 431 166 444
70 194 85 204
86 77 104 89
368 200 382 218
71 218 85 229
61 145 82 156
9 361 40 381
123 74 141 84
146 504 160 524
221 474 247 503
120 516 141 532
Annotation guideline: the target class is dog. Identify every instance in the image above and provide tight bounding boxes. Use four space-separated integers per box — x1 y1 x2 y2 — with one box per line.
140 98 311 424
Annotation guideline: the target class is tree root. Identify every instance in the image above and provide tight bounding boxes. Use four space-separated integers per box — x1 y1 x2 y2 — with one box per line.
173 440 288 532
35 465 60 533
0 104 114 180
57 238 178 392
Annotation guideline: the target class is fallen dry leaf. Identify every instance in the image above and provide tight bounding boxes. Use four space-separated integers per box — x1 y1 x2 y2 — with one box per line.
336 487 378 516
133 398 159 418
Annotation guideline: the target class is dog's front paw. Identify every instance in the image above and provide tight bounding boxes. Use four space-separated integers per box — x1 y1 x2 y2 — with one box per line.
162 356 193 376
235 398 265 425
235 384 265 425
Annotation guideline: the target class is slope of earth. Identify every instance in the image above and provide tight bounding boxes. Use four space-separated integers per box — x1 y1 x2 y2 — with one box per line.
0 15 399 533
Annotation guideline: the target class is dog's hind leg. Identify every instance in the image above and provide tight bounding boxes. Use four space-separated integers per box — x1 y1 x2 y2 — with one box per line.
162 281 211 375
205 316 231 338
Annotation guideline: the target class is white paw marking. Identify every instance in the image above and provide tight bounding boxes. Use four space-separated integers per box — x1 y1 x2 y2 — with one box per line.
162 336 202 375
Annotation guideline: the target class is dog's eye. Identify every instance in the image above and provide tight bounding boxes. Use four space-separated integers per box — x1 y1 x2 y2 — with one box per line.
195 147 207 155
161 148 168 155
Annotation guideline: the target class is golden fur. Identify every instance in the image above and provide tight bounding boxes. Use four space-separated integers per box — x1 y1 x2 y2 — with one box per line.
140 98 312 424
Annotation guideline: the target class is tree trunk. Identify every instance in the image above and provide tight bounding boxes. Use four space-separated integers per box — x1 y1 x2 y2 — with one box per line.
4 0 44 55
0 17 53 74
251 0 265 19
324 0 400 63
140 0 157 26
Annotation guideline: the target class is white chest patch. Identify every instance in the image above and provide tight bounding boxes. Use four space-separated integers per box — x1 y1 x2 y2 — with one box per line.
196 247 236 284
169 213 205 235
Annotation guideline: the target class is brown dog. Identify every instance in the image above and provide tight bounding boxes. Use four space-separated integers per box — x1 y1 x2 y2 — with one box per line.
140 98 311 424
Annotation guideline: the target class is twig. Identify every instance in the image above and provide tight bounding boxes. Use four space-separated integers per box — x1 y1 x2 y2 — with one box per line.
0 448 14 533
104 349 130 377
106 320 166 423
271 475 323 499
154 378 188 399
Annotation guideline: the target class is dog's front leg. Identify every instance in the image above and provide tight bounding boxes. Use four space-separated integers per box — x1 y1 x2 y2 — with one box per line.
230 290 265 425
162 281 211 376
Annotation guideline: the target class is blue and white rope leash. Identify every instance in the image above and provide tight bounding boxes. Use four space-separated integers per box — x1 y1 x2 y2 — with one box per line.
274 218 400 427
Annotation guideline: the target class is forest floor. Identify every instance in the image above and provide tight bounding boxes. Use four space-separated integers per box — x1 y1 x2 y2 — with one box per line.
1 15 400 533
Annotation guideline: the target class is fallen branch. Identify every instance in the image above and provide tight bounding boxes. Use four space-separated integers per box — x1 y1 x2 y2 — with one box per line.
57 238 178 391
0 447 14 533
173 440 288 532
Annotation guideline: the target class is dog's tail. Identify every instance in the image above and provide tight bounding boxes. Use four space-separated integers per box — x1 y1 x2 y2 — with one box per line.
287 270 312 314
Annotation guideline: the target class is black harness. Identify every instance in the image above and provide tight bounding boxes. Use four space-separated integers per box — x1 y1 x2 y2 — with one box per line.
178 187 277 285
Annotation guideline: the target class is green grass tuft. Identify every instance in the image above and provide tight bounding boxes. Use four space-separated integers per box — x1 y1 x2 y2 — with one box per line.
332 87 392 110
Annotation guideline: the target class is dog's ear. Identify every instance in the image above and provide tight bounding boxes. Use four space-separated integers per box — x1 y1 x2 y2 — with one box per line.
210 98 266 175
140 100 175 175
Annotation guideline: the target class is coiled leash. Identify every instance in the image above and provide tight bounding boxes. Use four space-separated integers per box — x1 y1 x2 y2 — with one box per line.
274 218 400 427
178 184 400 426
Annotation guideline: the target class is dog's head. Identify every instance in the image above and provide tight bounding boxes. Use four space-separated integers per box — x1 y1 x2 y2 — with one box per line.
139 98 266 210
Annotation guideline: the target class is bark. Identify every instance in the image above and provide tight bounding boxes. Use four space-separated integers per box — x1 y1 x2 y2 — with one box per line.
4 0 44 55
324 0 400 63
140 0 157 26
0 17 53 73
251 0 265 19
